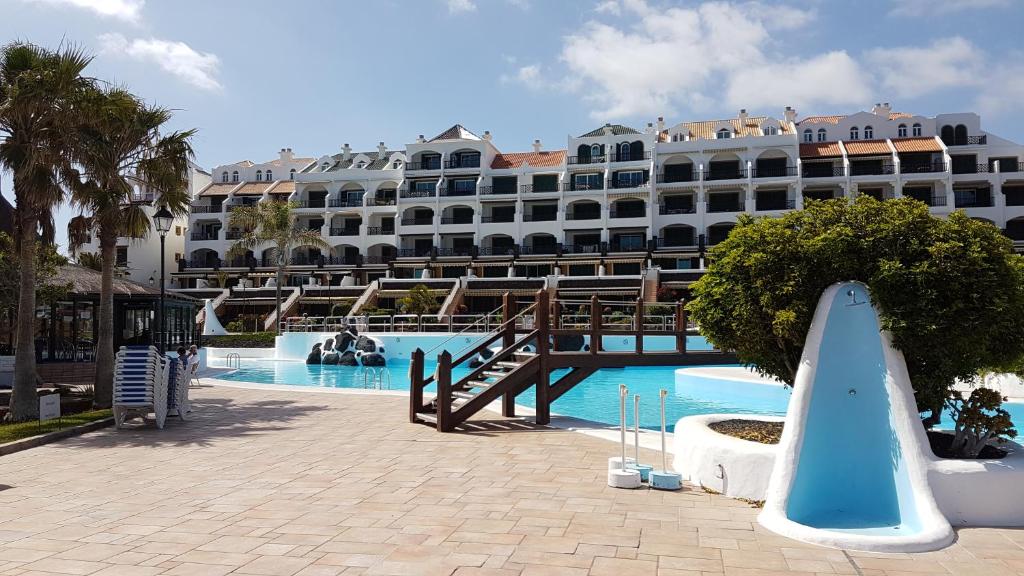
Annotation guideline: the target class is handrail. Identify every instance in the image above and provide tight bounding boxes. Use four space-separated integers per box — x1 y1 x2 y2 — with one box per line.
434 302 536 358
423 303 505 354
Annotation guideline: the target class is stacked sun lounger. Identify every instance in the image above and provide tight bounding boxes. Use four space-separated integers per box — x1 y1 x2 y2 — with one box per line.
113 345 168 429
165 356 189 421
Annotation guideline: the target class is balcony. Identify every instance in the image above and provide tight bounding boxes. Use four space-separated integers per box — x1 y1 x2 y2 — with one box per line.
947 135 987 146
440 217 473 225
289 255 318 266
405 160 441 171
479 246 516 256
656 172 696 184
523 212 558 222
608 178 649 190
398 248 432 258
322 256 360 266
328 198 364 208
293 199 327 209
608 242 647 253
436 247 474 257
802 165 845 178
480 215 515 223
366 226 394 235
184 258 219 269
190 232 218 241
609 209 646 219
901 162 947 174
755 199 796 211
190 204 223 214
568 155 606 165
659 203 695 215
952 163 992 175
439 186 476 197
656 237 697 250
565 211 601 221
224 230 246 240
954 191 993 208
444 158 480 169
849 162 896 177
562 182 605 192
704 168 747 181
563 243 602 255
478 185 516 195
521 184 560 193
400 187 436 199
706 198 745 213
370 197 396 206
330 227 360 236
520 244 559 255
752 166 797 178
400 217 434 226
610 151 652 162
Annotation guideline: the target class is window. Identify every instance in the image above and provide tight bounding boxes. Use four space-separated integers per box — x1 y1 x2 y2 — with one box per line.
574 173 602 190
221 171 228 183
803 129 813 143
174 253 181 261
913 123 922 137
898 124 907 138
356 161 366 168
716 128 732 139
256 170 262 181
762 126 777 136
618 142 631 160
849 127 859 140
321 162 330 171
392 161 401 169
452 179 476 194
616 171 644 188
817 128 827 142
115 246 128 266
289 168 296 180
266 170 272 180
864 126 873 139
175 226 181 236
231 171 239 182
590 144 601 158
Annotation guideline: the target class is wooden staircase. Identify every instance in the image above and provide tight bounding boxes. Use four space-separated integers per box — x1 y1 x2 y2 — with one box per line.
410 290 735 432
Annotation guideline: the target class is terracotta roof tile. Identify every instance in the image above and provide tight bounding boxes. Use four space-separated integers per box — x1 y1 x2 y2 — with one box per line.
678 116 791 140
798 115 844 126
891 137 942 153
799 142 843 158
266 181 296 195
232 182 272 196
198 183 237 197
843 140 892 156
889 112 913 120
490 150 567 169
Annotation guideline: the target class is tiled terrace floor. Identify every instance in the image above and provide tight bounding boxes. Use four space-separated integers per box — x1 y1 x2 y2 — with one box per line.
1 385 1023 576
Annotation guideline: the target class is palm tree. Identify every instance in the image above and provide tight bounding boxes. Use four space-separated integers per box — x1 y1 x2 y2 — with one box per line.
73 251 103 272
67 86 194 409
226 201 329 334
0 42 92 421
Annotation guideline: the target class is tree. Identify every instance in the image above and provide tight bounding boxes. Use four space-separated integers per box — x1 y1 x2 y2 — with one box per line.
0 232 70 348
74 251 103 271
66 86 195 409
0 42 92 421
399 284 440 315
689 197 1024 455
226 201 329 334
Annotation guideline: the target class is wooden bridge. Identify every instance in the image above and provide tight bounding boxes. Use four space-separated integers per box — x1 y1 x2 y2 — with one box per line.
409 291 736 431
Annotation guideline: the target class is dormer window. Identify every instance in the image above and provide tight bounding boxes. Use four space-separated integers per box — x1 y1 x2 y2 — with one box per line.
762 126 777 136
256 170 262 182
289 168 296 180
321 162 330 171
912 123 922 137
266 170 272 180
231 171 239 182
356 161 366 168
864 126 873 139
803 129 813 143
898 124 907 138
817 129 827 142
392 161 402 169
716 128 732 139
850 127 859 140
221 171 228 183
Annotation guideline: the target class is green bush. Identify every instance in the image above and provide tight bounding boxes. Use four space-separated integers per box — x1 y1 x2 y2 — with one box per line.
204 332 277 348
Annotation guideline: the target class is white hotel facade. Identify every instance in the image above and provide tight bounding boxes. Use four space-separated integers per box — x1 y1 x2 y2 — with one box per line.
175 103 1024 300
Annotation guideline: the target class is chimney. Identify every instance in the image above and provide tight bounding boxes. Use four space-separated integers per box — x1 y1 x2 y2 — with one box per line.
602 123 613 136
483 130 492 141
738 108 749 124
645 122 654 134
417 134 425 143
279 148 294 161
532 139 542 153
378 141 386 156
783 106 797 123
342 143 351 161
872 102 892 116
657 116 665 132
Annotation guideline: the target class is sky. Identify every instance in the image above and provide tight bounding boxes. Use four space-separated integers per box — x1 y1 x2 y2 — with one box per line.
2 0 1024 252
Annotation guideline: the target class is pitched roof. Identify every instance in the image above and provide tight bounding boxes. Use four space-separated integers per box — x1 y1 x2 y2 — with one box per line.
324 151 397 171
579 123 641 137
198 183 237 197
232 182 272 196
799 142 843 158
261 157 314 167
490 150 567 169
679 116 790 140
429 124 482 142
266 180 296 195
55 264 168 297
797 112 914 126
843 140 892 156
891 137 942 153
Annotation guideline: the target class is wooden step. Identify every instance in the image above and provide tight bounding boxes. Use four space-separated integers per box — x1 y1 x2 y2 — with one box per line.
416 413 438 425
451 390 476 400
514 351 537 359
465 380 493 389
482 371 508 379
496 361 522 369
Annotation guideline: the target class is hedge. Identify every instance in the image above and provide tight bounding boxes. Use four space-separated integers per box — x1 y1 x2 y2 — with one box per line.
203 332 277 348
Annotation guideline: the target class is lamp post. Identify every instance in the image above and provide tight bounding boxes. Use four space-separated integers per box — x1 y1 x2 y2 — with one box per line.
153 206 174 354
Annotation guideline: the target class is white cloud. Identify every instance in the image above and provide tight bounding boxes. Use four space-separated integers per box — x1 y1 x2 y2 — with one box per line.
867 37 985 98
21 0 143 22
594 0 621 15
500 64 542 87
726 51 872 110
446 0 476 13
889 0 1010 17
98 33 222 92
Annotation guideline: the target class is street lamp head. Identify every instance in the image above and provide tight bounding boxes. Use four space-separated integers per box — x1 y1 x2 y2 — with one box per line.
153 206 174 236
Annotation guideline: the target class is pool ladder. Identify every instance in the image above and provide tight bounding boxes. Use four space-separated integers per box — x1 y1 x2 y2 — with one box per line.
225 353 241 369
363 367 392 390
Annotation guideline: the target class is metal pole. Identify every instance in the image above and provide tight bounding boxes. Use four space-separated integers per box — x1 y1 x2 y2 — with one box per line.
159 234 166 354
660 389 668 472
619 384 628 471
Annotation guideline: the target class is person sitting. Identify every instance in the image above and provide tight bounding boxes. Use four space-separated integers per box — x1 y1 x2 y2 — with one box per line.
176 347 188 368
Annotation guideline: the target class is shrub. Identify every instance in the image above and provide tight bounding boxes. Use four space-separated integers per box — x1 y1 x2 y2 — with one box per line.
204 332 276 348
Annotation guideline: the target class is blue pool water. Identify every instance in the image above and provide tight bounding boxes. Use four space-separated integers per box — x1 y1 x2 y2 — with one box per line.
786 282 923 534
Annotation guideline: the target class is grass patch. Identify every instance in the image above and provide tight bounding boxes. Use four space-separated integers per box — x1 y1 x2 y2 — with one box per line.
0 409 112 444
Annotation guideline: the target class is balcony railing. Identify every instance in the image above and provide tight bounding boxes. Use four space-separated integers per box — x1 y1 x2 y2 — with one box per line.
328 198 364 208
289 255 319 266
398 248 432 258
330 227 360 236
755 199 797 211
438 186 476 197
752 166 797 178
901 162 947 174
610 151 652 162
479 185 517 195
567 155 606 165
480 215 515 223
366 226 394 235
185 258 219 269
401 217 434 226
952 163 991 175
947 135 987 146
609 209 646 219
190 232 217 241
444 158 481 169
293 199 327 209
563 243 602 255
608 242 647 253
656 172 696 184
225 230 246 240
479 246 516 256
849 162 896 176
608 178 650 190
523 212 558 222
562 182 605 192
321 256 360 266
400 187 436 198
707 199 745 213
704 168 747 181
405 160 441 171
659 204 695 215
656 237 697 249
190 204 223 214
521 244 559 255
565 211 601 221
436 247 474 256
802 165 845 178
521 184 559 193
440 217 473 225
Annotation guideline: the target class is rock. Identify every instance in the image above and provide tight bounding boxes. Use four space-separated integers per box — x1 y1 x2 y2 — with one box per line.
338 351 358 366
360 352 386 367
336 331 356 353
322 352 340 365
355 335 377 353
305 343 323 365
